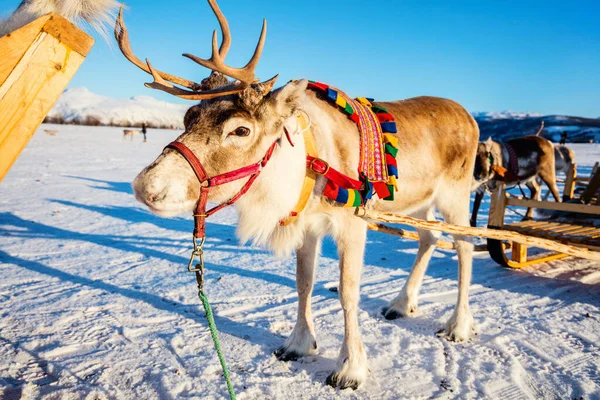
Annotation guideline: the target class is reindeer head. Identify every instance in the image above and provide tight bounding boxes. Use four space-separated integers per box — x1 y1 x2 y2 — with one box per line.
473 137 499 185
115 1 308 217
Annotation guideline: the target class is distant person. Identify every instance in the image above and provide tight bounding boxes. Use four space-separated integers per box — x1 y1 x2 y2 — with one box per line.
142 123 147 142
559 131 567 145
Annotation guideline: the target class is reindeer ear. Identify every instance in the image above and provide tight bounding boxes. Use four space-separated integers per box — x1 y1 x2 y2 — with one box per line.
270 79 308 116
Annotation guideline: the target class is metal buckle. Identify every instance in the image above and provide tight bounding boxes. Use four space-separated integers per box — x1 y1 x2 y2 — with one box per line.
188 236 206 273
309 158 329 175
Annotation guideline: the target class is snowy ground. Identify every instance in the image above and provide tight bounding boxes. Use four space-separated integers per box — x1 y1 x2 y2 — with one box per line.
1 124 599 400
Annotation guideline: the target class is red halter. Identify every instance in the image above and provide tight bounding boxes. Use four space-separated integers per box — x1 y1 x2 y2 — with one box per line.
166 140 278 239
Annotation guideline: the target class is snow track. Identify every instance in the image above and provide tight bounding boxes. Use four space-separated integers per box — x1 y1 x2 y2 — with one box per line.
0 125 598 399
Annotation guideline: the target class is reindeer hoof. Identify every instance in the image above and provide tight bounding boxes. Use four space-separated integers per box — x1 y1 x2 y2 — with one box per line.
382 303 417 320
274 339 317 362
274 346 301 362
382 306 401 320
326 372 360 391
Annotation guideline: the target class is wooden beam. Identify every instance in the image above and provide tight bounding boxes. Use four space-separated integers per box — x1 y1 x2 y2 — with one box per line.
0 13 94 182
507 196 600 215
488 184 508 228
367 222 489 252
356 209 600 261
563 163 576 201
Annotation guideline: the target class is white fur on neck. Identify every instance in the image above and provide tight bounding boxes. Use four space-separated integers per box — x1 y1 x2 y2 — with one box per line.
235 121 308 258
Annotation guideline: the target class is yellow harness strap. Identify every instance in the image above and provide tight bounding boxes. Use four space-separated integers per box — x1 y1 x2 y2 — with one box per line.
279 112 318 226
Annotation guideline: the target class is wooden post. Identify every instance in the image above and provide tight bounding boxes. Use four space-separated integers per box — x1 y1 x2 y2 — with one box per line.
582 169 600 205
0 14 94 182
511 242 527 263
488 184 508 228
563 163 577 201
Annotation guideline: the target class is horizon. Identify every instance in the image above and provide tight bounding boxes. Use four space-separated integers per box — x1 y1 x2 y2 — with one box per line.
3 0 599 118
59 86 596 119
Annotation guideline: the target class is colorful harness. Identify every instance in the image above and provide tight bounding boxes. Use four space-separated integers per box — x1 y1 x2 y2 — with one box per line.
490 141 520 182
307 81 399 206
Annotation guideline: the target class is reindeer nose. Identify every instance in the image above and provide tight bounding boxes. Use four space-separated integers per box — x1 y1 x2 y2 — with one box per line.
146 191 166 204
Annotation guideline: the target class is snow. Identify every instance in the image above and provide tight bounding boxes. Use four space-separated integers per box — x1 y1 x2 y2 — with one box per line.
47 88 188 129
471 111 544 120
1 125 599 399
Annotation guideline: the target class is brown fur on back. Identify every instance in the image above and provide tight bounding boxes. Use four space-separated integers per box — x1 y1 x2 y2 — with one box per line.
379 97 479 180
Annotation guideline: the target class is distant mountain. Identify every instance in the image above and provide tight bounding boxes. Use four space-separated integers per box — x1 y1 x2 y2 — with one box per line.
472 112 600 143
46 88 600 142
46 87 188 129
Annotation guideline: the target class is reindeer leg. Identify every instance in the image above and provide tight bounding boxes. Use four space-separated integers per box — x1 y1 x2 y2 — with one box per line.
275 231 320 361
470 189 484 227
326 216 369 390
383 208 439 319
436 187 476 341
538 169 561 203
524 179 541 219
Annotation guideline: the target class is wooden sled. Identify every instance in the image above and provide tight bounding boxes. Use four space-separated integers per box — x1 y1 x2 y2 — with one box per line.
0 13 94 182
487 165 600 268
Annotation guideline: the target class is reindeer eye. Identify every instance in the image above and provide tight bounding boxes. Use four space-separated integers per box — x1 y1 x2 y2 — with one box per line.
230 127 250 137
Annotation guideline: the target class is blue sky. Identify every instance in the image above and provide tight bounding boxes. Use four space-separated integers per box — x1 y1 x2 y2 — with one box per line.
3 0 599 117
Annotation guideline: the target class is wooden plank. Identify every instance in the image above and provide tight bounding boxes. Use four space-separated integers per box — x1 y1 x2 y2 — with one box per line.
41 14 94 57
509 220 542 228
507 197 600 215
357 209 600 261
506 224 600 246
549 226 595 238
0 33 86 181
562 226 597 236
0 15 53 85
549 224 585 234
508 222 563 234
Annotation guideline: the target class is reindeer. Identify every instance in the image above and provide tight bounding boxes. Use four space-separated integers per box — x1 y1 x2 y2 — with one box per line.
539 144 575 201
554 144 575 175
116 1 479 389
471 136 561 226
122 129 142 141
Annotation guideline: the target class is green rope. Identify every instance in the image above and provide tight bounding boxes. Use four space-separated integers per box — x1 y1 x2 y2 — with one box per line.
198 288 236 400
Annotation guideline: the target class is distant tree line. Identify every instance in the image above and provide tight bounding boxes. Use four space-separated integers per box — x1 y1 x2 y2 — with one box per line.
43 115 181 130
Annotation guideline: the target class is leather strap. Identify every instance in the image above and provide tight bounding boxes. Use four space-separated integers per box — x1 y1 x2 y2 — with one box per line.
280 113 318 226
166 140 277 238
306 155 362 190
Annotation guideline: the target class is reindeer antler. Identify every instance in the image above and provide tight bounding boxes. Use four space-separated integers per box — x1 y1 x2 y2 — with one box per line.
182 19 266 85
535 121 545 136
114 0 277 100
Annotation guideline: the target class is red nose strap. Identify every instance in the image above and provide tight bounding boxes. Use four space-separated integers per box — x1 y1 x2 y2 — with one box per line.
166 140 278 238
